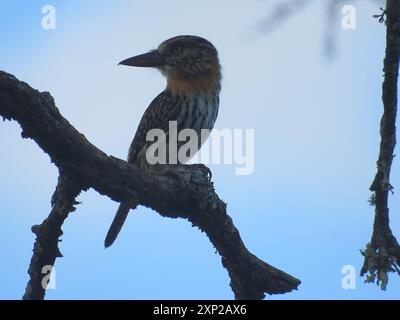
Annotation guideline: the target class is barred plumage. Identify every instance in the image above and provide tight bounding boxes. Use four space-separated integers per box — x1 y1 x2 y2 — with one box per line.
105 35 221 248
129 90 220 169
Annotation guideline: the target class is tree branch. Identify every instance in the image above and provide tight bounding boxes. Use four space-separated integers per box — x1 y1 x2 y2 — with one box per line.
0 70 300 299
22 172 81 300
361 0 400 290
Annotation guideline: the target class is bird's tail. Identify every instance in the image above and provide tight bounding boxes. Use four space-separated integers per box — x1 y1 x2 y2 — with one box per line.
104 203 131 248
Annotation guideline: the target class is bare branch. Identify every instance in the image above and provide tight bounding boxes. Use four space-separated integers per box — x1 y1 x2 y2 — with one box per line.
0 71 300 299
259 0 312 33
323 0 353 59
260 0 384 59
22 173 81 300
361 0 400 290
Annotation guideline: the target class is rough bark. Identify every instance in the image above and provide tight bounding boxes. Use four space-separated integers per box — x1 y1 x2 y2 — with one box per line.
0 70 300 299
22 173 81 300
361 0 400 290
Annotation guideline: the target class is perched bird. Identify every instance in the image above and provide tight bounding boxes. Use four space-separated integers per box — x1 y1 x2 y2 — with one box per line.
105 35 222 248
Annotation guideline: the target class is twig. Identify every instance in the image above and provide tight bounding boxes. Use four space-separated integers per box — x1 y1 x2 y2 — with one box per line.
373 7 387 24
259 0 312 33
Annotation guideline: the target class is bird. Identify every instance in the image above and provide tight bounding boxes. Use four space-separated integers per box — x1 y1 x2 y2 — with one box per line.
104 35 222 248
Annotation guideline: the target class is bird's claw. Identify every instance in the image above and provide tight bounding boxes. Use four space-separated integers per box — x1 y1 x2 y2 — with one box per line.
188 164 212 181
203 166 212 181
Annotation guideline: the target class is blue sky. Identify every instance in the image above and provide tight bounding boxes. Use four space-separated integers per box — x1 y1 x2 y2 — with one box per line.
1 0 399 299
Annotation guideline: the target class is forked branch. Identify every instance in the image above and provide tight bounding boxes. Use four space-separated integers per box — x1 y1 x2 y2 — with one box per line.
0 71 300 299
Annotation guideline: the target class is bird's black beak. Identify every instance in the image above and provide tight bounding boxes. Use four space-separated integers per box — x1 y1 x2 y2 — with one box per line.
118 50 165 68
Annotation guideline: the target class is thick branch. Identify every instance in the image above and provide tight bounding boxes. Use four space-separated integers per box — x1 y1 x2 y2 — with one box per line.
0 70 300 299
362 1 400 290
22 173 81 300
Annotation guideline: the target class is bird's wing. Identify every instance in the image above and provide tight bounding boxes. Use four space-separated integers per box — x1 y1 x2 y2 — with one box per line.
127 90 186 164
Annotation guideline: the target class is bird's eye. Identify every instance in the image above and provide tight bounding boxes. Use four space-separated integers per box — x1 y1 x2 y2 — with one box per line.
171 45 182 53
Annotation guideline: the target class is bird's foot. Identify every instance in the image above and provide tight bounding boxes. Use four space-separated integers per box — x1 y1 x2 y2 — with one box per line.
188 164 212 181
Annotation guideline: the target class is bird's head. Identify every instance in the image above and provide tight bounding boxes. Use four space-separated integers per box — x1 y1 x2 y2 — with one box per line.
119 35 221 95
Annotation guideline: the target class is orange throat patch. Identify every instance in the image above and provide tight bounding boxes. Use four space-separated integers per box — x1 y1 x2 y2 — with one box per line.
166 72 221 96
